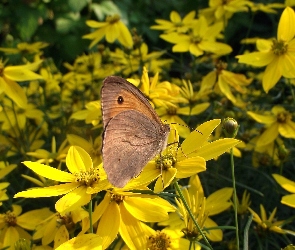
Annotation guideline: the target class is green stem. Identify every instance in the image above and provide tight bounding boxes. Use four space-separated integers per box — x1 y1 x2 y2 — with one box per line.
89 199 93 234
174 181 213 250
231 148 239 249
243 214 253 250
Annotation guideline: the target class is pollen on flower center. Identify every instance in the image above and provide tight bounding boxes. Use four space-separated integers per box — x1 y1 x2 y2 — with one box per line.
155 152 176 170
147 231 171 250
276 112 290 123
74 167 100 186
272 40 288 55
4 211 17 226
110 194 124 204
166 106 177 115
191 35 202 44
106 14 120 24
56 213 75 231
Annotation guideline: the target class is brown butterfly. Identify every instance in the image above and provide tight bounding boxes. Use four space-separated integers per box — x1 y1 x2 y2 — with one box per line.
101 76 170 188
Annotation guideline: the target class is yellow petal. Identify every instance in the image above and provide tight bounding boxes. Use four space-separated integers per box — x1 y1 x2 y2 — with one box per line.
4 63 43 81
193 138 241 161
180 119 221 157
170 11 181 22
118 21 133 48
66 146 93 173
277 7 295 42
17 207 53 230
175 157 206 178
204 218 223 242
206 188 233 215
119 204 147 249
22 161 75 182
3 78 27 108
256 123 279 147
247 111 276 124
123 197 175 222
14 183 79 198
278 121 295 138
56 234 102 250
54 225 69 249
281 194 295 208
236 51 274 67
55 186 91 215
262 59 282 93
97 202 120 249
272 174 295 193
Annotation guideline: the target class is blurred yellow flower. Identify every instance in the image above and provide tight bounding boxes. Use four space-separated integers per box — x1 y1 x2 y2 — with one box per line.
83 14 133 48
200 0 252 23
0 60 43 108
151 10 196 33
237 7 295 93
0 42 49 55
247 106 295 147
0 205 52 250
160 16 232 57
248 204 295 235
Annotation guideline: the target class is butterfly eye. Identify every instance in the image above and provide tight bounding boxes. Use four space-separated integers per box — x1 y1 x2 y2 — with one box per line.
117 96 124 104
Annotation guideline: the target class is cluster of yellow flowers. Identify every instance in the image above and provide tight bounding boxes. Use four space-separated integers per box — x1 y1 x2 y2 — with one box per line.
0 1 295 250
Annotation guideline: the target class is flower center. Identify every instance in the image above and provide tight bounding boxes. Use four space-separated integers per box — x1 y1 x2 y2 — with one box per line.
110 194 124 204
155 152 176 170
57 213 75 231
74 167 100 186
106 14 120 24
166 106 177 115
272 40 288 55
147 231 171 250
191 35 202 44
276 111 290 123
5 211 17 226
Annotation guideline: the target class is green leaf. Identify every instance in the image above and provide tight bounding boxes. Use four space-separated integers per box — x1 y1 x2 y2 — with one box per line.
68 0 88 13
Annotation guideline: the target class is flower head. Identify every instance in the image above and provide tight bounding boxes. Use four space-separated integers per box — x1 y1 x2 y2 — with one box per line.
237 7 295 92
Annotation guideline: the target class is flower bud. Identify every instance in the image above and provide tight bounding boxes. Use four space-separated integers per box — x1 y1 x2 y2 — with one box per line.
222 118 239 138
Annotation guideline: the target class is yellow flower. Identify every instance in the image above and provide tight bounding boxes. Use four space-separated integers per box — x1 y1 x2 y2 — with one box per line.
236 190 251 215
160 16 232 57
81 189 175 249
141 226 191 250
236 7 295 93
0 205 53 250
128 67 180 108
150 10 196 33
0 98 44 130
200 0 252 23
83 14 133 48
0 42 49 55
248 204 295 235
33 207 88 248
14 146 110 215
200 61 252 108
160 175 233 242
0 60 43 108
26 137 69 165
273 174 295 208
110 43 173 75
247 106 295 147
141 120 240 193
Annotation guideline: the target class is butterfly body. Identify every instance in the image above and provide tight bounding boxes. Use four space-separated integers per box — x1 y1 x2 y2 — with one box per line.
101 76 170 188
